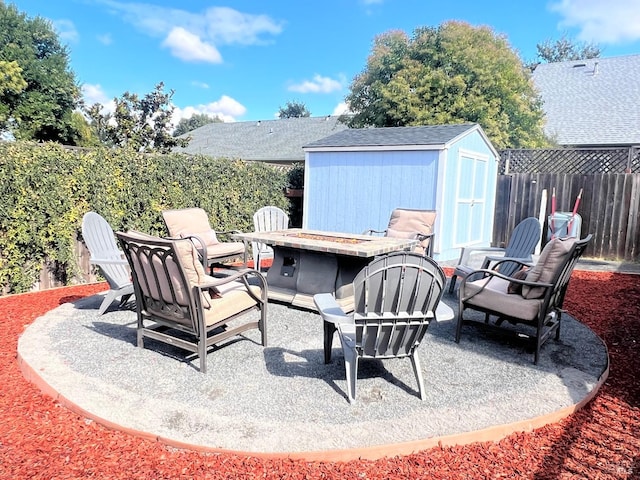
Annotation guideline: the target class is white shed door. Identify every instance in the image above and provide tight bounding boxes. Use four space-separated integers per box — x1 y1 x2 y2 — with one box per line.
453 152 488 246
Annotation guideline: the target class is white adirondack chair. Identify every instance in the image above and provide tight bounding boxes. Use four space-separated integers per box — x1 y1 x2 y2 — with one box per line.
252 206 289 271
81 212 134 315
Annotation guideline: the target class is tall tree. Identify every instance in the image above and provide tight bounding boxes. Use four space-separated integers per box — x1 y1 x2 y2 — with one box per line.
173 113 222 137
0 3 80 143
86 82 189 153
278 101 311 118
344 21 548 149
535 34 601 64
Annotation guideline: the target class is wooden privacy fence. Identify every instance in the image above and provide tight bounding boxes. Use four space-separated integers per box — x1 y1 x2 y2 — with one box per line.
493 173 640 262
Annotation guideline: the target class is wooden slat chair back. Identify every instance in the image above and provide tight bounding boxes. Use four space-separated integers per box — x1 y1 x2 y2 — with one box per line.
117 231 267 373
314 252 446 403
81 212 134 315
449 217 541 292
252 206 289 271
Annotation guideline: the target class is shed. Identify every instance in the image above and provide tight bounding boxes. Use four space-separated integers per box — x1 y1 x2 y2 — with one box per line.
302 123 499 262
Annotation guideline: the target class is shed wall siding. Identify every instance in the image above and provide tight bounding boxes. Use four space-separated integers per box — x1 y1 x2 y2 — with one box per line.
304 150 439 234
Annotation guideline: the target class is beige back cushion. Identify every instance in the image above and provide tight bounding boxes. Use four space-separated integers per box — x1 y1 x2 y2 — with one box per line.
163 208 218 243
522 237 577 299
125 231 211 308
386 208 437 254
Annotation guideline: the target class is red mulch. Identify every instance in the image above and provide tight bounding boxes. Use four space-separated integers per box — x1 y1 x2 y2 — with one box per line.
0 272 638 479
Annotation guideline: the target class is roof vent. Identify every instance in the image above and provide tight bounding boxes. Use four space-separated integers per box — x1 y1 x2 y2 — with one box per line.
593 61 599 75
572 63 587 68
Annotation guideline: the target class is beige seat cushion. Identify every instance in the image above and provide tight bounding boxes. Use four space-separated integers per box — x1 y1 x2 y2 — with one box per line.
463 276 543 321
203 280 261 326
522 237 577 299
206 242 245 257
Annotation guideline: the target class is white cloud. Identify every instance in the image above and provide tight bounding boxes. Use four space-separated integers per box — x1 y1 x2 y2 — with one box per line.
550 0 640 44
96 33 113 45
96 1 283 62
53 19 79 43
81 84 115 114
173 95 247 123
332 102 351 116
191 81 210 89
161 27 222 63
288 75 344 94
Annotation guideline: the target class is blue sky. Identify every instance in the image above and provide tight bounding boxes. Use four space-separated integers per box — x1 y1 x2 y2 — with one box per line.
12 0 640 124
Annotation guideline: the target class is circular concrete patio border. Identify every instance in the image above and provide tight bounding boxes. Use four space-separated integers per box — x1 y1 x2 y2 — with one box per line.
17 293 609 462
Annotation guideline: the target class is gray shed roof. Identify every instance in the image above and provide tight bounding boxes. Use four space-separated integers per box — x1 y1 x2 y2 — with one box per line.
303 123 497 156
531 54 640 146
174 115 348 163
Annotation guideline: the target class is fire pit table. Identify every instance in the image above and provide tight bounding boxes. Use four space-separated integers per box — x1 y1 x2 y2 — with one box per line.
232 229 418 311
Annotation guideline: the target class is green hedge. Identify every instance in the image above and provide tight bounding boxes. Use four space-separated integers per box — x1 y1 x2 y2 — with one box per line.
0 141 289 293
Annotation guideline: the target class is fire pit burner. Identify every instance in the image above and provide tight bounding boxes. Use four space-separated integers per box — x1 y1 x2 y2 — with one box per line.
284 232 365 244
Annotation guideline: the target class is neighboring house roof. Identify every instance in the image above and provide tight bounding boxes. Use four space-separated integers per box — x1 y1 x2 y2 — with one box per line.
303 123 499 157
531 54 640 147
174 115 349 163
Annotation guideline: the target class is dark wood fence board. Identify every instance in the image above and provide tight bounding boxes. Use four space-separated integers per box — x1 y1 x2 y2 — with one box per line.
493 173 640 262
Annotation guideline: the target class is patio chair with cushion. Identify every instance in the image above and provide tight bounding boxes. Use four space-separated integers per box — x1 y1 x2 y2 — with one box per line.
314 251 446 403
81 212 134 315
162 207 246 272
252 206 289 272
117 231 268 373
364 208 437 256
449 217 541 293
455 234 592 364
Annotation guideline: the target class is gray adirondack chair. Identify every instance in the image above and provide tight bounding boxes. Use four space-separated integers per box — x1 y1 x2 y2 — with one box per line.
252 206 289 271
314 251 446 403
449 217 542 293
81 212 134 315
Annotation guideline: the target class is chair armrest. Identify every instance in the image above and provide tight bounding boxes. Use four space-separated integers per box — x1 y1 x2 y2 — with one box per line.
435 303 454 321
458 246 505 265
216 229 243 241
482 256 534 270
459 267 554 301
313 293 352 325
416 232 435 241
198 268 268 302
362 228 386 236
488 257 534 271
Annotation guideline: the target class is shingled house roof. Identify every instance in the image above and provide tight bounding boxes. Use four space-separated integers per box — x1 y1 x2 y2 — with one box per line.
174 115 348 163
531 54 640 147
303 123 498 156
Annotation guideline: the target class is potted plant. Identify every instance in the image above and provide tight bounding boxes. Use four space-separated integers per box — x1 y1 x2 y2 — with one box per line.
285 163 304 197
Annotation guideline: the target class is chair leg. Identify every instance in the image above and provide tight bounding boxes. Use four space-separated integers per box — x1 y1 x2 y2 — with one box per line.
343 349 358 404
410 353 426 401
254 250 261 272
98 289 119 315
323 320 336 364
448 275 457 293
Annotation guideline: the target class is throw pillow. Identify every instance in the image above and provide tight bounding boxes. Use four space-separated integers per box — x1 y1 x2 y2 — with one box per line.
507 267 529 294
522 237 577 299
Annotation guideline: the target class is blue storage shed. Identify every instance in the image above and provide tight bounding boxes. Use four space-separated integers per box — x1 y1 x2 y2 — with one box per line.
302 123 499 262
